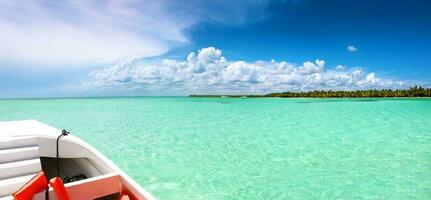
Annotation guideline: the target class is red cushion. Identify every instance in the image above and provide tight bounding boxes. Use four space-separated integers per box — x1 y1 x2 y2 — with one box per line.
49 177 70 200
13 171 48 200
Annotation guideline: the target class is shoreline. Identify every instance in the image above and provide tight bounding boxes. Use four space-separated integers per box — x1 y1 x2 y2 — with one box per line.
1 96 430 100
190 87 431 98
189 95 431 99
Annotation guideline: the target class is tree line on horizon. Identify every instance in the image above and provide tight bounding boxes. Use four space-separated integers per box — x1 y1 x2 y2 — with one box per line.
265 86 431 98
190 86 431 98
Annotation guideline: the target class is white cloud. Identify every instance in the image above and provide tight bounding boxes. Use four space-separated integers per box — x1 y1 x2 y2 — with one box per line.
347 45 358 52
0 1 269 68
86 47 406 94
335 65 346 70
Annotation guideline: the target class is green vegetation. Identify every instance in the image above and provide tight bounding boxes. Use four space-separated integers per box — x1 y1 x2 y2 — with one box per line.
190 86 431 98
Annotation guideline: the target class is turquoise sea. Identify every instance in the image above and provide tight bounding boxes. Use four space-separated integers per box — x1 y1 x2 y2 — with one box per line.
0 97 430 199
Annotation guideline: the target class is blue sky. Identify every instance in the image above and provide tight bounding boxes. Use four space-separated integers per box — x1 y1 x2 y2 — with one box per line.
0 0 430 97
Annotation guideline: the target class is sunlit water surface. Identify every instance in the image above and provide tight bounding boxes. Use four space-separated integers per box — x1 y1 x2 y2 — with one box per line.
0 97 430 199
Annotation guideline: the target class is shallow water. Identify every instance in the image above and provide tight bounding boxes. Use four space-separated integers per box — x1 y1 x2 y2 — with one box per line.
0 97 430 199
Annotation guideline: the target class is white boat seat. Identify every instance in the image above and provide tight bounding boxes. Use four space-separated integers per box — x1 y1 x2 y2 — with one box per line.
0 139 41 198
0 196 13 200
0 174 38 197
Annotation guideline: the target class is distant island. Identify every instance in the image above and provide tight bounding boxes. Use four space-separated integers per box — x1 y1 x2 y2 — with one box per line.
190 86 431 98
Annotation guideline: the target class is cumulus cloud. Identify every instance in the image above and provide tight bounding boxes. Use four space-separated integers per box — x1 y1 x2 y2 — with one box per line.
335 65 346 70
0 0 269 68
347 45 358 52
86 47 406 94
